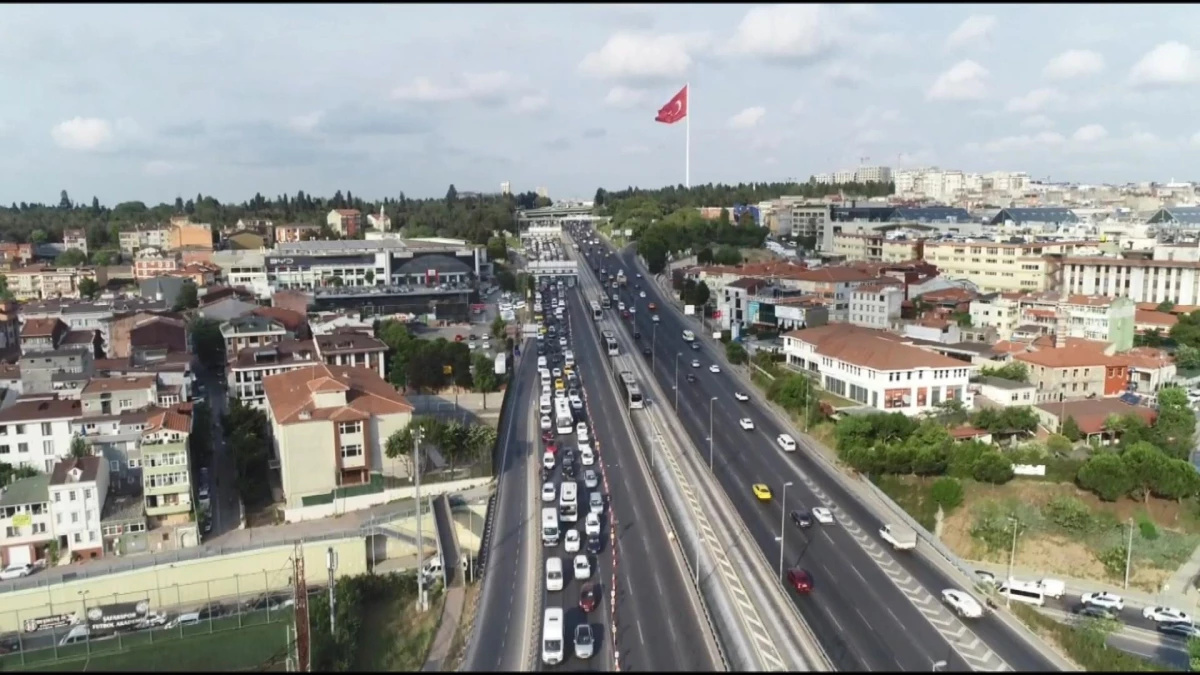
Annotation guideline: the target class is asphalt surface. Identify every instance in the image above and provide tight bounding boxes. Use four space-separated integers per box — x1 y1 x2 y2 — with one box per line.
462 349 538 672
565 287 721 672
576 232 1060 671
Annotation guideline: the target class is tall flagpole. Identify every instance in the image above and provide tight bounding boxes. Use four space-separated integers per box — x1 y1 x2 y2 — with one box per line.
685 82 691 188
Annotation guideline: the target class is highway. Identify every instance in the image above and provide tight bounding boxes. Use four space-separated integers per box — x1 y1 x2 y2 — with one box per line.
576 230 1060 671
566 285 723 671
462 345 538 672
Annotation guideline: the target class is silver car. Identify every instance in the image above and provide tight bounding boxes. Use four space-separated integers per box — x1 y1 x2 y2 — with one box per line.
583 470 599 490
574 624 594 659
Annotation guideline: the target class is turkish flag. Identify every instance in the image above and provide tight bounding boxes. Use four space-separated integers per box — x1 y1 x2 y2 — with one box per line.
654 85 688 124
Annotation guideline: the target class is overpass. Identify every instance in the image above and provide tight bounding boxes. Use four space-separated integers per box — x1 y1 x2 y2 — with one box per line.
525 259 578 279
518 205 594 218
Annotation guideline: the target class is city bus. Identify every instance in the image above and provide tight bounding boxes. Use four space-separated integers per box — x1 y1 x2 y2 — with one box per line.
618 371 645 409
590 300 603 320
554 398 574 435
601 330 619 356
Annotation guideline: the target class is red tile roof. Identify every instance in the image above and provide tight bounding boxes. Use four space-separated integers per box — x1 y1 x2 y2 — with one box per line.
263 363 413 426
785 324 966 370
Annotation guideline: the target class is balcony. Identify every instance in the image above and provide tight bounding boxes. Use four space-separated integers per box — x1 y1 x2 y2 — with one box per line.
145 492 191 518
145 477 189 497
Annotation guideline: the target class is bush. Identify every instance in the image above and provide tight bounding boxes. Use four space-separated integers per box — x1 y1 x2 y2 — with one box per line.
1137 513 1160 541
1046 433 1073 456
930 477 964 511
1043 496 1095 535
1010 603 1171 671
973 451 1015 485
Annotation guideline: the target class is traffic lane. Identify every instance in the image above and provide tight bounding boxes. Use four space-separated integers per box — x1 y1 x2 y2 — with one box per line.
622 273 1061 672
1108 631 1189 669
568 296 715 671
665 365 956 672
466 353 535 671
1046 594 1161 631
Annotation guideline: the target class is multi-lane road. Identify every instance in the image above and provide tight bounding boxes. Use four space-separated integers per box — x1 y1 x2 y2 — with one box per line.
576 229 1061 672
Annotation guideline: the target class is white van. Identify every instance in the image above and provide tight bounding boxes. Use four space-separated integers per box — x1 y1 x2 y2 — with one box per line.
541 508 560 546
564 351 575 368
1037 578 1066 599
997 579 1046 607
546 557 564 592
539 394 552 416
542 608 565 665
58 625 91 647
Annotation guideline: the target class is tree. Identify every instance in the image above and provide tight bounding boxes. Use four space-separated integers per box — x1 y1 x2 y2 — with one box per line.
472 353 501 393
0 276 14 302
29 228 48 245
978 362 1029 383
486 236 508 262
54 249 87 267
1120 441 1167 502
1077 453 1134 501
1061 415 1082 442
972 451 1014 484
364 270 375 285
91 249 119 266
491 315 507 340
693 280 711 307
58 190 72 210
173 281 199 311
725 341 748 364
69 436 89 459
77 277 100 300
1152 458 1200 502
0 461 39 488
189 318 225 371
930 477 964 510
495 270 516 292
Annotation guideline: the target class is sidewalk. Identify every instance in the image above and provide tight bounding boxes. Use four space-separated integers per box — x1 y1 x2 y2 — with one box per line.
422 584 466 671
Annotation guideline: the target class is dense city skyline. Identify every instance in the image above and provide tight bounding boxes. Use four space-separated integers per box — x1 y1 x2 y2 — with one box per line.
3 4 1199 205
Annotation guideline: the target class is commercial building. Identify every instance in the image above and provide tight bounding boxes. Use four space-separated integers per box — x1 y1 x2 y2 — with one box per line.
923 239 1098 294
1059 249 1200 306
262 364 415 508
782 324 976 415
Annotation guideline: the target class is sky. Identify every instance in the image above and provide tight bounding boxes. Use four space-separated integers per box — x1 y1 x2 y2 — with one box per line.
3 3 1200 206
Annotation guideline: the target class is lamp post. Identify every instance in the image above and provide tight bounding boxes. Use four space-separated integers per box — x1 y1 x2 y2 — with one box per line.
708 397 717 471
1006 516 1020 608
778 481 794 581
674 353 682 412
1124 518 1134 590
414 428 428 612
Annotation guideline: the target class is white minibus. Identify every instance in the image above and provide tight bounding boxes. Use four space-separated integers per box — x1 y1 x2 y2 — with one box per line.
541 508 560 546
542 608 565 665
997 579 1045 607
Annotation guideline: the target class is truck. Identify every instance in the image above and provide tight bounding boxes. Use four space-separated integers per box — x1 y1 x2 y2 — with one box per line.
879 523 917 551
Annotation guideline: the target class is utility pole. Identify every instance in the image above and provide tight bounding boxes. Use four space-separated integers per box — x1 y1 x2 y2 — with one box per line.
1124 519 1134 589
413 428 427 612
708 397 717 471
1006 517 1019 609
326 547 338 634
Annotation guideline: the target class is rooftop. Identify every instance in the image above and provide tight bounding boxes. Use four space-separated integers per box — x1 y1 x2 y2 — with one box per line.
1035 399 1157 435
262 363 413 426
0 474 50 506
977 376 1033 391
82 375 157 395
0 396 82 422
50 456 102 485
785 324 968 371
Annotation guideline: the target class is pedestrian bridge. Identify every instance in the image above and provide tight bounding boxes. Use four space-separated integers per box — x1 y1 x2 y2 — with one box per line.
526 260 578 278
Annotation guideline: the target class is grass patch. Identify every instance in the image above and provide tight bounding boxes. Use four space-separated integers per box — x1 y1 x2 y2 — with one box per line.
1008 602 1177 672
871 474 939 531
352 584 444 671
815 389 858 408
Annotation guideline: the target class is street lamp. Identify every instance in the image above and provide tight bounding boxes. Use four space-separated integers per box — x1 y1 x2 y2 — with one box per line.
708 397 718 471
674 353 682 412
778 481 794 581
1006 516 1020 608
1124 518 1134 589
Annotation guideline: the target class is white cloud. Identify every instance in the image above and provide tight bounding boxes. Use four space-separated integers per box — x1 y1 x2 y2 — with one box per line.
1005 87 1065 113
789 98 806 114
603 86 647 109
1129 41 1200 87
727 106 766 130
143 160 191 176
821 62 868 88
392 72 523 104
620 144 650 155
1190 132 1200 146
511 92 549 114
1020 114 1054 130
51 117 114 151
851 106 901 129
1041 49 1105 80
1072 124 1108 142
287 111 324 134
926 60 989 101
578 31 704 81
945 15 996 51
722 5 836 62
965 131 1064 153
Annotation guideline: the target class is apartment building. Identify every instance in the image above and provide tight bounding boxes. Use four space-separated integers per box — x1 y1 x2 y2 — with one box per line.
62 229 88 256
274 223 322 244
976 376 1037 408
848 284 903 328
0 396 83 472
21 295 170 356
4 265 107 301
782 324 976 415
716 278 771 331
1060 252 1200 306
133 248 180 281
326 209 362 238
167 219 214 251
140 406 193 523
210 249 271 299
1011 338 1130 402
80 376 159 417
923 240 1098 294
119 227 169 256
262 364 414 508
220 315 288 359
48 456 109 560
0 474 53 567
1019 293 1136 350
833 233 924 263
970 293 1024 339
228 340 322 407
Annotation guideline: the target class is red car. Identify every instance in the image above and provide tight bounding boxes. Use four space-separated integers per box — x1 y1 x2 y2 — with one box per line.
541 431 554 443
545 442 558 455
579 583 600 613
454 334 465 342
787 568 813 594
621 310 630 319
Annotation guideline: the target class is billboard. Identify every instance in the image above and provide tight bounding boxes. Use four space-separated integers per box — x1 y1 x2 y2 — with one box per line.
86 599 151 633
265 254 374 270
732 204 761 226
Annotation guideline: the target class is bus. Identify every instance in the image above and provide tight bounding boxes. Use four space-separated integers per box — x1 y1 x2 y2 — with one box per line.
618 371 645 409
600 296 611 310
541 608 565 666
601 330 619 356
559 480 578 523
590 300 602 320
554 399 574 435
996 579 1046 607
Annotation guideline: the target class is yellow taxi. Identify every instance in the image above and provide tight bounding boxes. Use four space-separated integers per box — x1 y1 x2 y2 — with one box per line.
538 326 547 336
563 366 575 379
554 378 565 392
752 484 772 502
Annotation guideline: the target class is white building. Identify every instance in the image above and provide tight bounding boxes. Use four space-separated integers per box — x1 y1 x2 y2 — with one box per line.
782 324 976 415
48 456 109 560
848 285 903 328
854 166 893 184
1060 252 1200 306
209 250 272 300
976 377 1037 408
970 292 1024 340
0 396 84 473
0 474 53 567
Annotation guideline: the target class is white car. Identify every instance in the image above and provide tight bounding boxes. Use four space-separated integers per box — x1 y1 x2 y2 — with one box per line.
468 341 476 349
941 589 984 618
570 395 584 410
583 469 599 489
554 388 566 400
709 364 720 373
1144 606 1192 623
811 507 834 524
777 434 797 452
585 512 601 536
652 315 660 323
559 337 568 348
546 557 564 592
629 306 636 314
734 392 749 402
574 555 592 580
0 563 32 581
618 302 626 311
540 416 552 431
576 423 590 443
580 448 595 466
639 291 646 298
542 452 556 470
552 368 563 378
1081 592 1125 611
482 340 491 351
739 418 755 430
691 359 700 368
564 528 581 553
541 482 557 502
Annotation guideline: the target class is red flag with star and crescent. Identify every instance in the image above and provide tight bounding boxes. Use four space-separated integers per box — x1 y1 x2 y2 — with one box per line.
654 85 688 124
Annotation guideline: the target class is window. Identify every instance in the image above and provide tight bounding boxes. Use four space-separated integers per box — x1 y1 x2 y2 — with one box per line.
89 531 96 542
40 423 51 435
109 460 119 472
129 459 140 469
338 421 363 435
42 440 54 455
341 444 364 459
17 443 27 453
54 492 60 503
69 490 76 502
0 445 7 455
56 513 62 525
71 512 78 523
73 532 81 543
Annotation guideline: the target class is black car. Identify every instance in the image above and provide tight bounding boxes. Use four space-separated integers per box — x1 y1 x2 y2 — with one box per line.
791 509 812 528
586 534 603 554
563 461 578 479
541 467 554 482
633 331 641 339
1158 622 1200 638
1074 605 1118 621
686 373 697 382
690 342 701 350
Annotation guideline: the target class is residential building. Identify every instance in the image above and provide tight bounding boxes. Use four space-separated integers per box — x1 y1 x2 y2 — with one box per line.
326 209 362 238
166 219 214 251
1011 338 1130 402
140 405 193 523
118 227 169 256
1018 293 1136 350
1059 252 1200 306
274 223 322 244
18 320 97 397
48 456 109 560
108 309 180 359
262 364 415 508
782 324 976 415
21 295 169 357
220 314 289 359
0 302 19 352
756 295 829 331
309 310 377 336
924 240 1099 294
717 278 771 331
229 332 386 407
128 316 190 365
314 330 388 378
3 265 107 301
1123 347 1176 396
1034 399 1156 442
73 408 153 486
210 249 272 299
0 396 82 472
168 262 219 287
133 248 180 281
62 229 88 257
80 376 159 416
0 474 53 567
849 285 903 328
900 318 963 344
93 353 194 403
139 276 187 308
970 292 1025 340
854 166 893 183
0 243 34 265
1135 308 1177 335
833 233 924 263
252 306 309 339
975 376 1037 408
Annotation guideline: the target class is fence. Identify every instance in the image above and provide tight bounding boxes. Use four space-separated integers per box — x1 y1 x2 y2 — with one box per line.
0 569 308 669
283 476 492 522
